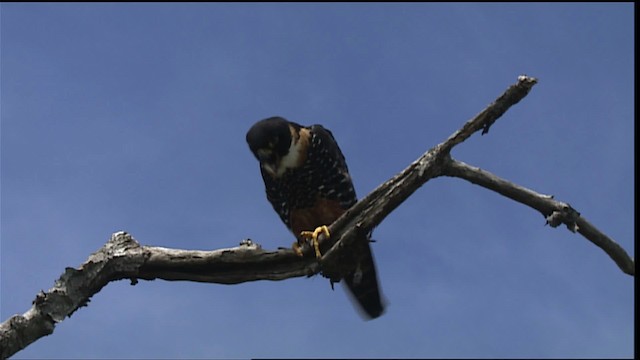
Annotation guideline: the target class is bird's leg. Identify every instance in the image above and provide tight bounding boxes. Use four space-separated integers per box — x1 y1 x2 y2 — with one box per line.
292 241 304 257
299 225 330 259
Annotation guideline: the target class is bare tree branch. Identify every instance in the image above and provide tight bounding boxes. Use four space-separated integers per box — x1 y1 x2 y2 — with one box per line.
1 75 632 359
442 157 635 276
317 75 540 270
0 233 321 359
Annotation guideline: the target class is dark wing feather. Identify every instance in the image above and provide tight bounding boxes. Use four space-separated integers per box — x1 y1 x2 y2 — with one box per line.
308 124 358 209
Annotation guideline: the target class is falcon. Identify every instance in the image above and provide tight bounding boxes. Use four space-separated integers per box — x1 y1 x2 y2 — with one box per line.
246 116 385 319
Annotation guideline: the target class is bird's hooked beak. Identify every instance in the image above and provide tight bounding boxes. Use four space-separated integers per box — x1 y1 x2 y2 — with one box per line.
262 163 278 177
256 148 279 177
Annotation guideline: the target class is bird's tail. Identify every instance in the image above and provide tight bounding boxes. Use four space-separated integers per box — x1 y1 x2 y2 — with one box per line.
343 238 385 319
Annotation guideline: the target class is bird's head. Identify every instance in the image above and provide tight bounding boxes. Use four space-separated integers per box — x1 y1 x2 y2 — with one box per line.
246 116 298 177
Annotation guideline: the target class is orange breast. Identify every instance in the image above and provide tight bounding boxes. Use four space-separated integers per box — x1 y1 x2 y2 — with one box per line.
290 197 346 239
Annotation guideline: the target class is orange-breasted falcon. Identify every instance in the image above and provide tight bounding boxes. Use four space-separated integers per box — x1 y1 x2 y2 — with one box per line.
246 116 385 319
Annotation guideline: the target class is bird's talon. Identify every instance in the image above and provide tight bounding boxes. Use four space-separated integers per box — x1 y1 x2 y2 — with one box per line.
292 242 304 257
300 225 330 259
313 240 322 259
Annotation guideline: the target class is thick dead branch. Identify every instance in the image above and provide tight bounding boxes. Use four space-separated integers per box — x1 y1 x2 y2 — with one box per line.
318 75 540 267
1 75 632 359
137 239 319 283
0 233 320 359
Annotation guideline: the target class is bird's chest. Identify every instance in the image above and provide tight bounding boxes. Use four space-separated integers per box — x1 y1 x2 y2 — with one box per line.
275 166 345 235
277 164 324 209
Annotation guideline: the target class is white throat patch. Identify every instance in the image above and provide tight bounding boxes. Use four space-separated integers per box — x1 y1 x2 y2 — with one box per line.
266 126 310 178
275 138 301 177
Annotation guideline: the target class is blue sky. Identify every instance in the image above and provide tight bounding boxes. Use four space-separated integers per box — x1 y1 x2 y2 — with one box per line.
1 3 633 358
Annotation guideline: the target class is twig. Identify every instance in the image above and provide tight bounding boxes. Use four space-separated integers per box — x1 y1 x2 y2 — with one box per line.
442 157 635 276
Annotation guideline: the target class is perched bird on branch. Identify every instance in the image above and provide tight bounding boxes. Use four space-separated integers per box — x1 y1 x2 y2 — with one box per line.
246 116 385 319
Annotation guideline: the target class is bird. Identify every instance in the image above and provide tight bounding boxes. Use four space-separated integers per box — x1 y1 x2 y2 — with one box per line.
246 116 385 319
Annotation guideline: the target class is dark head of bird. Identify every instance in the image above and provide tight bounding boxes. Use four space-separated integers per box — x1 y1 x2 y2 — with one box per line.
246 116 295 176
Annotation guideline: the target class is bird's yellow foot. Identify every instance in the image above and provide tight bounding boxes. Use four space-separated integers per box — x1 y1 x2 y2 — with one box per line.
292 241 304 257
299 225 330 259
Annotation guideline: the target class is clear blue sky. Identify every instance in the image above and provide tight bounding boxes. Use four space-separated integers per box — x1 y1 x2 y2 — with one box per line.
1 3 634 358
